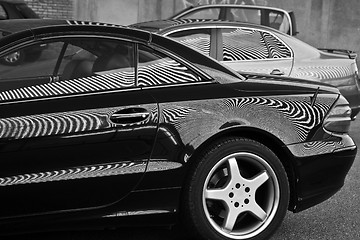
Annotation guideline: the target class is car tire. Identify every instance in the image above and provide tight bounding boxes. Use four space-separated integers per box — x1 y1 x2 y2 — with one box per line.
182 137 289 240
1 50 25 66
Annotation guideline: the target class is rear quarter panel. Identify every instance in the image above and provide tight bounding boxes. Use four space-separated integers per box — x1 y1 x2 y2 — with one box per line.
281 34 360 115
146 83 337 162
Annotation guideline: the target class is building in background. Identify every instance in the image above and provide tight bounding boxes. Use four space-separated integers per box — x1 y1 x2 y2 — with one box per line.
25 0 360 67
24 0 73 19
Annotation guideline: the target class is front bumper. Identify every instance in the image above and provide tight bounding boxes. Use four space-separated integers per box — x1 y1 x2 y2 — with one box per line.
286 134 356 212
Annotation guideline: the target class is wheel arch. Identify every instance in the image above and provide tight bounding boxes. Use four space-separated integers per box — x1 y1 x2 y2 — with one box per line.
186 126 298 211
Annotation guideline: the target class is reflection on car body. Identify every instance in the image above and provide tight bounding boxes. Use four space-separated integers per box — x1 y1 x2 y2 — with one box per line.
130 19 360 119
0 19 356 240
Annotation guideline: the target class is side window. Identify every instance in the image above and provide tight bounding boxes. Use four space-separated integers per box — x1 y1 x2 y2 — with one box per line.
261 32 291 58
0 38 135 93
220 28 291 61
0 5 7 20
137 44 201 87
181 8 220 20
167 28 212 56
68 38 135 88
0 42 62 91
221 28 269 61
269 11 285 31
230 9 260 24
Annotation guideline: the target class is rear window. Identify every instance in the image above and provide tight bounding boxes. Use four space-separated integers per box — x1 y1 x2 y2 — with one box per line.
15 4 39 18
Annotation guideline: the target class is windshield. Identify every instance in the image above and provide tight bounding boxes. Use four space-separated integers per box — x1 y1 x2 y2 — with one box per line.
15 4 39 18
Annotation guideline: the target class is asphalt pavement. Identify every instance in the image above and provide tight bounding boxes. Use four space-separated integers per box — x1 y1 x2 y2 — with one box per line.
5 120 360 240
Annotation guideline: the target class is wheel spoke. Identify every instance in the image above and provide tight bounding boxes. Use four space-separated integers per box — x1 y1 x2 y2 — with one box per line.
250 171 269 190
249 201 267 221
205 188 227 201
227 157 242 180
222 208 239 232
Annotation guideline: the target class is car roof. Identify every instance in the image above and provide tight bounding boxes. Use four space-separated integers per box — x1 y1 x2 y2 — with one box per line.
130 19 287 36
0 19 136 34
172 4 293 16
0 19 242 80
0 19 68 34
0 19 156 42
0 19 154 52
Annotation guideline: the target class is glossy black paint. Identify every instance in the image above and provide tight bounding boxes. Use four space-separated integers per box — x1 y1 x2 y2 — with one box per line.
0 89 158 217
0 20 356 235
293 147 356 212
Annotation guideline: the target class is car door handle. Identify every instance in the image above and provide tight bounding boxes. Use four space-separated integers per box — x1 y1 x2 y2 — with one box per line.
270 69 285 76
110 108 150 125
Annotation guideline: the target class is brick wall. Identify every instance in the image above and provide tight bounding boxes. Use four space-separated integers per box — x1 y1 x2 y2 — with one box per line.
24 0 74 19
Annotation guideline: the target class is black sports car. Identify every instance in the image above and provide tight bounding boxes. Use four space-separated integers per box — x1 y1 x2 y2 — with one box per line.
0 19 356 240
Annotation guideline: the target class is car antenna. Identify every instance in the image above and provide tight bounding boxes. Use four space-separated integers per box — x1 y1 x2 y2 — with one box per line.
310 87 320 107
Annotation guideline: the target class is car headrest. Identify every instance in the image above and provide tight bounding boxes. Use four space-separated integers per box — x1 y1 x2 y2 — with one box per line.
92 54 130 73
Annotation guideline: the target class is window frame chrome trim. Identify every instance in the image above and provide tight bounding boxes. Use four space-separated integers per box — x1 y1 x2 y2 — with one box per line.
163 25 294 59
0 33 215 105
0 81 214 106
172 4 294 35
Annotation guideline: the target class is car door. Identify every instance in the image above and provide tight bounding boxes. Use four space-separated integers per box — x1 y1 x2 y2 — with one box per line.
0 36 158 218
218 27 293 77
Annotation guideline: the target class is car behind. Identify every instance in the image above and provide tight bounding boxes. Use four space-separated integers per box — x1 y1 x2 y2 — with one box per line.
130 19 360 119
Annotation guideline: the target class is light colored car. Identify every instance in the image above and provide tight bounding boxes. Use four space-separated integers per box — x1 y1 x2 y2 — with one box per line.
170 4 298 36
131 19 360 118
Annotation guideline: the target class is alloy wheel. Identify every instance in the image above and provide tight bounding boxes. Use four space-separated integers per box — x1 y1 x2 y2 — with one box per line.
202 152 280 239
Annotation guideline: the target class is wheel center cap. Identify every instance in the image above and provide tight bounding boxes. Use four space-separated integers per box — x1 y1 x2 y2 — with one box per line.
228 183 252 208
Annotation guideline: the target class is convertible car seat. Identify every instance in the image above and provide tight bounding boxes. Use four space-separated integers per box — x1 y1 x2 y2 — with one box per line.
62 59 93 80
92 54 130 73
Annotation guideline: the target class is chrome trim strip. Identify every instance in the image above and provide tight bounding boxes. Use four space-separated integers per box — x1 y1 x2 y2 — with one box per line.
0 161 147 187
333 145 356 153
140 80 212 90
0 87 141 106
103 209 171 218
173 4 294 33
0 81 213 106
